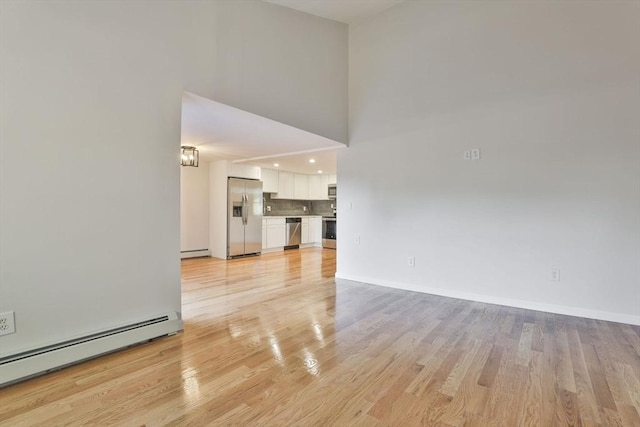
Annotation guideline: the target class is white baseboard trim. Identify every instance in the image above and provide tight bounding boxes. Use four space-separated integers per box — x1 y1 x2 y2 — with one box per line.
334 273 640 326
0 312 183 386
180 249 210 259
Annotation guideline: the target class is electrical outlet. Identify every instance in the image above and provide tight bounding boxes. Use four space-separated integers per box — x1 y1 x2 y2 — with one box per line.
551 269 560 281
355 235 360 244
408 256 415 267
471 148 481 160
463 150 471 160
0 311 16 336
267 206 271 212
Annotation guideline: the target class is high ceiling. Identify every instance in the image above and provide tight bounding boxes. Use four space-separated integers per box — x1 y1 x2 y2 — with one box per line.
247 148 343 176
181 1 407 175
181 93 344 175
263 0 405 24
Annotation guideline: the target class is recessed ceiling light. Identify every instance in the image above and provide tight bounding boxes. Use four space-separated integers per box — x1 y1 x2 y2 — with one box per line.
317 170 323 174
273 163 279 167
309 159 315 164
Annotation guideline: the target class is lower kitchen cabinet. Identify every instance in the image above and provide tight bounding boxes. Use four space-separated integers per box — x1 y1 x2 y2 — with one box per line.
262 220 267 249
265 219 286 249
301 218 310 244
309 217 322 243
262 217 322 251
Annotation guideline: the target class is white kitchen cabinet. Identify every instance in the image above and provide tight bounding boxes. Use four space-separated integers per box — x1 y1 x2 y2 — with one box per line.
294 174 309 200
328 174 337 185
309 216 322 244
229 163 261 180
264 216 321 249
308 174 329 200
275 171 295 199
261 168 279 193
270 171 336 201
301 218 310 244
265 218 286 249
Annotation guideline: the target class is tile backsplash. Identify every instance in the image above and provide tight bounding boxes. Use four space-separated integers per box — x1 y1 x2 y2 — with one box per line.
263 193 335 216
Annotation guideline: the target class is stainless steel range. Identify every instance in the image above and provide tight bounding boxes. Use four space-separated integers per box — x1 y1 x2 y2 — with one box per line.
322 217 336 249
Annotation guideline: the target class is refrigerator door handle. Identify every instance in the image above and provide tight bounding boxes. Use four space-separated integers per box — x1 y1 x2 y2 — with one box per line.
242 193 248 225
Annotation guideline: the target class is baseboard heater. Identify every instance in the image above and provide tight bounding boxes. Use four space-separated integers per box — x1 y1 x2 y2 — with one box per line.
0 312 183 387
180 249 210 259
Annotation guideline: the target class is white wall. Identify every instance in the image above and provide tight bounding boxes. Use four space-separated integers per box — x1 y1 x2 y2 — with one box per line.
180 163 210 255
0 0 217 356
214 0 348 143
338 0 640 324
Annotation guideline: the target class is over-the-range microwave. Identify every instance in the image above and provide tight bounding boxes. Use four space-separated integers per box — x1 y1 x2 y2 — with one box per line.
328 184 337 199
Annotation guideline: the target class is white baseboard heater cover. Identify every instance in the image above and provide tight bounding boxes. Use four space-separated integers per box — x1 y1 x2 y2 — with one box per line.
0 312 183 387
180 249 210 259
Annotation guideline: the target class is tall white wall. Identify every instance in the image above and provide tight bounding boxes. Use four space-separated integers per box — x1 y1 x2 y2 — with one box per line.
180 163 210 255
338 0 640 324
214 0 348 143
0 0 217 356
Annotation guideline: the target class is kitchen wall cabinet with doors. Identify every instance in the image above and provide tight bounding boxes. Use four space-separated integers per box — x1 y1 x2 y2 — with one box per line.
264 168 333 200
308 174 329 200
276 171 295 199
294 174 309 200
228 163 261 180
261 168 279 193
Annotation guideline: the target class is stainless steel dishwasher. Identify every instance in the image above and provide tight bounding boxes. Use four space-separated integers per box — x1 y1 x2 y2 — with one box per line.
285 217 301 249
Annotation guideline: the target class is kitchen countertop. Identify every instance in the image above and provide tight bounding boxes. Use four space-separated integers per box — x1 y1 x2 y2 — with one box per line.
263 215 323 219
262 215 323 218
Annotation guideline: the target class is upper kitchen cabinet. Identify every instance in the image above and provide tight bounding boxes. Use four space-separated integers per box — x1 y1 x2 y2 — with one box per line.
263 167 334 200
277 171 295 199
328 174 337 185
294 174 309 200
308 174 329 200
228 163 261 180
262 168 279 193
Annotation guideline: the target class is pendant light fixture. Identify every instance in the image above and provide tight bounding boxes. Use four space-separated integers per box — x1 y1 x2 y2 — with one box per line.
180 146 199 167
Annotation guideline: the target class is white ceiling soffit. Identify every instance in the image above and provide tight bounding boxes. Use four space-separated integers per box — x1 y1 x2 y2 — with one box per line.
181 92 345 167
245 147 343 175
263 0 405 24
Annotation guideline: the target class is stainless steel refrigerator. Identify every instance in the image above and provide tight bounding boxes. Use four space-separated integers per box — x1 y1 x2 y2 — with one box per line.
227 177 263 259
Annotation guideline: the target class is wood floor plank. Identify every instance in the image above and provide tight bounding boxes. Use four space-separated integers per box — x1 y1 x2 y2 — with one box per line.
437 343 492 425
567 327 602 425
1 248 639 426
477 344 504 388
582 343 617 411
515 350 544 426
618 404 640 427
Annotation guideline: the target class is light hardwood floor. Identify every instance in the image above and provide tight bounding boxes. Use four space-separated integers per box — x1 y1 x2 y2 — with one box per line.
1 248 639 426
